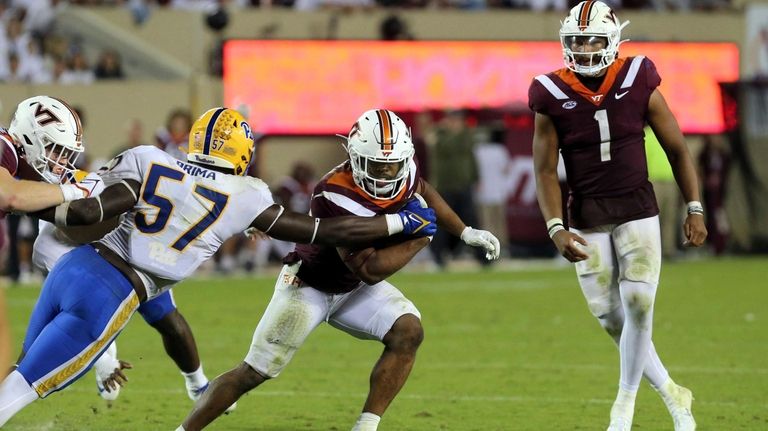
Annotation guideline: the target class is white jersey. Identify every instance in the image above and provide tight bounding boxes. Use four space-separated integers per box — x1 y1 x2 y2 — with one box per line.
98 146 274 300
33 221 77 274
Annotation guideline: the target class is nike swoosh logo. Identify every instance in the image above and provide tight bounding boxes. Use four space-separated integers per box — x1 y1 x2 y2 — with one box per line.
615 90 629 99
407 213 428 233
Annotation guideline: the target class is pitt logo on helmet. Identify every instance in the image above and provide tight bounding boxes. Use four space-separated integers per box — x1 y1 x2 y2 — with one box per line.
188 108 255 176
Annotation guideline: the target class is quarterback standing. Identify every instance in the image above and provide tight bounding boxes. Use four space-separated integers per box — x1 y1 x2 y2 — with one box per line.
529 2 706 430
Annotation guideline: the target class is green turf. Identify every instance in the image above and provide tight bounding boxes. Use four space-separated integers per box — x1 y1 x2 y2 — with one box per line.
3 257 767 430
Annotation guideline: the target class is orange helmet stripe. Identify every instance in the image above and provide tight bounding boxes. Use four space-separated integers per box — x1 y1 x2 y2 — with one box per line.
578 0 595 31
376 109 393 151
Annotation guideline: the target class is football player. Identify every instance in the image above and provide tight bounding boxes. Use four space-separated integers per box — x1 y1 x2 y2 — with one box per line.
0 96 101 216
32 172 220 406
529 2 706 430
180 109 501 431
0 95 101 398
0 107 437 427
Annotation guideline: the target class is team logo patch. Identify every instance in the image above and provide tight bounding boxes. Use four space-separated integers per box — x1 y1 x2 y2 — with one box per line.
562 100 578 109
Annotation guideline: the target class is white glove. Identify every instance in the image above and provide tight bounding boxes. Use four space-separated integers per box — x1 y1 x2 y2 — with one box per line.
77 172 106 198
460 227 501 260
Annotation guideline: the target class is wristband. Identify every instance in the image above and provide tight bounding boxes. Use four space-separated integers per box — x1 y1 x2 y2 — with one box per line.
54 202 70 226
59 183 85 202
385 214 404 235
546 217 566 239
687 201 704 215
460 226 471 242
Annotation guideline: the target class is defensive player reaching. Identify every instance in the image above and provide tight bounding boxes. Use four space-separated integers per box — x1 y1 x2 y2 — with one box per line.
2 96 216 407
0 107 437 427
180 109 501 431
529 2 706 430
32 177 222 407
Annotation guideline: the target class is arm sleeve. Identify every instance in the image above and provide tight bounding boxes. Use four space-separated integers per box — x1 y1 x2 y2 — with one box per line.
528 79 548 114
0 132 19 176
309 193 354 218
643 57 662 91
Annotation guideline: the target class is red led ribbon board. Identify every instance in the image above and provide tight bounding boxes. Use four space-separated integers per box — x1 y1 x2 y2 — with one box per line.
224 40 739 135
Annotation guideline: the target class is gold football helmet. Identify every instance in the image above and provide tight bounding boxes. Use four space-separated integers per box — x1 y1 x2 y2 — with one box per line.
188 108 255 176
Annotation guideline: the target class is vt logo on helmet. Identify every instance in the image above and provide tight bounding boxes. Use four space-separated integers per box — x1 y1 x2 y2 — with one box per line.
342 109 415 200
188 108 255 176
8 95 85 184
560 0 629 77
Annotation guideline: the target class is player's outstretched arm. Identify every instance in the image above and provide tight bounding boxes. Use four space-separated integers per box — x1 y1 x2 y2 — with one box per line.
419 179 501 260
647 89 707 247
0 167 90 213
532 112 588 262
31 180 141 227
338 237 431 285
249 199 437 247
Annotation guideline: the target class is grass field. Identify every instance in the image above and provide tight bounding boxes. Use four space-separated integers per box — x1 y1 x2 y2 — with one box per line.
3 257 767 430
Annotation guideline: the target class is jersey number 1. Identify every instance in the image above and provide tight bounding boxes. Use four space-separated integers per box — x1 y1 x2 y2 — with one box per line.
594 109 611 162
136 164 229 251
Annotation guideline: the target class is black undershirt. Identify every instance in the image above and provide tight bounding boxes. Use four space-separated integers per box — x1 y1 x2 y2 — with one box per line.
576 73 605 92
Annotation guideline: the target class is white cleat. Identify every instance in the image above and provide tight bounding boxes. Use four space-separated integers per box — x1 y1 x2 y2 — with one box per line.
188 382 237 414
95 343 122 401
607 398 634 431
665 384 696 431
606 417 632 431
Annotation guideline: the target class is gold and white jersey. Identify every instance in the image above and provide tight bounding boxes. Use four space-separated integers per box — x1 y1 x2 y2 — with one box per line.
99 146 273 299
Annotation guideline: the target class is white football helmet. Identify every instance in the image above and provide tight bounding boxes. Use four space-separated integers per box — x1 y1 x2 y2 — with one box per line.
559 1 629 77
343 109 415 200
8 96 84 183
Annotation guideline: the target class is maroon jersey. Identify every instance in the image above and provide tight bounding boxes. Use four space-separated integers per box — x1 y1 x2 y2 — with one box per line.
528 56 661 229
284 160 422 294
0 127 20 222
0 127 19 177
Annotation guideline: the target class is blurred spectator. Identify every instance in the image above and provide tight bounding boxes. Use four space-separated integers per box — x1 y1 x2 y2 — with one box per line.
412 111 433 180
5 214 39 284
12 0 63 36
473 126 510 256
699 134 731 255
248 161 318 271
429 109 483 267
747 25 768 79
61 50 95 84
155 108 192 160
3 52 27 82
294 0 373 12
111 118 147 158
94 49 124 80
380 15 413 41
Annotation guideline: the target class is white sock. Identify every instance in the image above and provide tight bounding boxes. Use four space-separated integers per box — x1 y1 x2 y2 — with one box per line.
644 343 671 389
618 280 656 392
597 308 670 390
0 370 40 427
351 412 381 431
175 426 185 431
181 364 208 389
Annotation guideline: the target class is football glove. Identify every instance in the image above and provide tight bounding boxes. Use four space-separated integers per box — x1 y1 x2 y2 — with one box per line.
461 227 501 260
397 198 437 237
